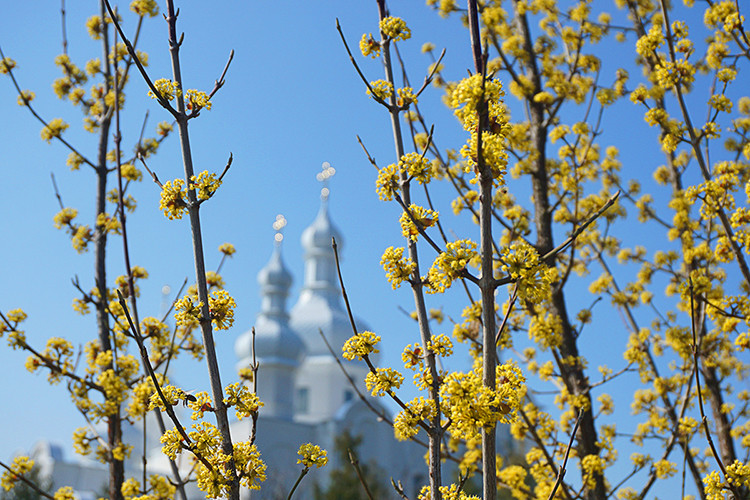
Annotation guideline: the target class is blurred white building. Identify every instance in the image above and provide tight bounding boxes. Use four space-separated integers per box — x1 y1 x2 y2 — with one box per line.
21 181 427 500
231 186 426 499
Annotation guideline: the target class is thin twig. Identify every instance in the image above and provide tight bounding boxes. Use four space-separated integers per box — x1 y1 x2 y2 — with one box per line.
102 0 176 115
688 279 740 498
335 19 391 109
116 290 214 473
390 478 411 500
0 461 55 500
546 411 583 500
285 467 309 500
348 448 375 500
541 190 620 264
206 50 234 100
0 44 95 169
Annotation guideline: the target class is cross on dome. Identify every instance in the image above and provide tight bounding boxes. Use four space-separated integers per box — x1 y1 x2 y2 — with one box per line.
272 213 287 246
316 161 336 200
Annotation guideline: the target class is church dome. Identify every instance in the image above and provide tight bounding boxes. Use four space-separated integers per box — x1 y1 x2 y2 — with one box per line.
289 190 377 363
235 244 304 367
300 200 343 257
257 248 292 293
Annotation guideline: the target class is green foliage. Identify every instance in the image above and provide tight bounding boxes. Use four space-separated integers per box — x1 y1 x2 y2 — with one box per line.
313 430 386 500
0 466 51 500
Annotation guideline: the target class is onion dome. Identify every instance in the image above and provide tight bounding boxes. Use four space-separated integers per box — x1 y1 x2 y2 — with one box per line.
289 165 377 363
235 216 305 368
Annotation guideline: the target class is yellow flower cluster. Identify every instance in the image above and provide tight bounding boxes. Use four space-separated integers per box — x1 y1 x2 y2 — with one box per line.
190 170 222 200
0 456 33 491
130 0 159 17
208 289 236 330
174 294 203 327
376 163 400 201
450 74 507 129
53 486 76 500
381 246 415 289
40 118 69 142
296 443 328 468
120 163 143 182
53 207 78 229
400 152 433 184
449 74 510 180
233 441 267 491
159 178 187 219
426 239 479 293
581 454 606 489
122 474 175 500
0 57 16 74
379 16 411 41
96 212 122 235
417 483 480 500
148 78 181 101
342 331 381 360
359 34 381 58
17 89 34 106
501 242 553 303
163 424 265 499
394 397 436 440
440 361 525 441
400 204 438 241
365 367 404 396
224 382 263 420
426 333 453 357
397 86 418 107
528 310 563 351
186 89 212 111
701 461 750 500
28 337 75 384
367 79 394 101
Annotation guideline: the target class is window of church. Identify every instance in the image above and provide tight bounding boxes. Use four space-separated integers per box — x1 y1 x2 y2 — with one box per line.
295 387 309 413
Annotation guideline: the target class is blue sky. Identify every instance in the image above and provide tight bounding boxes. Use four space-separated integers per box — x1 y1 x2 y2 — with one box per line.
0 0 475 462
0 1 743 498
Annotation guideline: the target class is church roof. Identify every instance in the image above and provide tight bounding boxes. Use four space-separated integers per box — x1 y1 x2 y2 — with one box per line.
289 187 377 363
234 223 304 367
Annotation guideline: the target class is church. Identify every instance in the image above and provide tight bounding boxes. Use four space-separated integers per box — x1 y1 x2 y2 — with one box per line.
230 166 427 498
26 165 428 499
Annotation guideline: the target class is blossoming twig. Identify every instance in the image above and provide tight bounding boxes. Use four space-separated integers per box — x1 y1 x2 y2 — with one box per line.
0 460 54 500
540 190 621 264
687 279 741 499
347 448 376 500
115 290 215 474
335 19 391 109
0 45 95 169
546 411 582 500
101 0 177 116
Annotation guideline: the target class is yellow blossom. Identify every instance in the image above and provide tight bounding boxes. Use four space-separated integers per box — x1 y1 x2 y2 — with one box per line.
0 57 17 74
381 246 416 289
130 0 158 17
148 78 181 101
219 242 236 256
190 171 221 200
400 204 438 241
342 331 381 360
359 34 380 58
426 239 479 293
159 178 187 219
380 16 411 41
40 118 69 142
367 79 394 101
297 443 328 468
365 367 404 396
